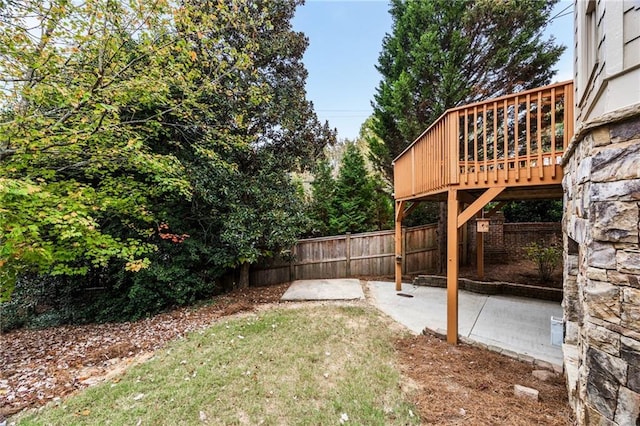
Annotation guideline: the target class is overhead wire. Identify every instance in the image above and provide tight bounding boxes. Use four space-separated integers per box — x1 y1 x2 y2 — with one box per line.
548 3 573 24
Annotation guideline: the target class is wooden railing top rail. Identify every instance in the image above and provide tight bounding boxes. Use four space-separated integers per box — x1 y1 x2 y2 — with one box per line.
448 80 572 114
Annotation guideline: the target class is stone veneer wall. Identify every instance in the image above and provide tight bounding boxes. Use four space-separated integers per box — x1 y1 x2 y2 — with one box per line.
562 109 640 425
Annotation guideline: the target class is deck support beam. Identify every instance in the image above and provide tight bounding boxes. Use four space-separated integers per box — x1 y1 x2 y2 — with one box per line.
395 200 406 292
477 224 484 280
447 186 506 344
457 187 506 227
447 188 460 343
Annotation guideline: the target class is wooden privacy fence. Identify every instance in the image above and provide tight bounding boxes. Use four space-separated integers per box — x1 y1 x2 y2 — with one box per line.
249 224 438 286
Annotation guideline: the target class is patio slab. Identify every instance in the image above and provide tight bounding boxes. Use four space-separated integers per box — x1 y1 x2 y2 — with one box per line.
280 279 365 301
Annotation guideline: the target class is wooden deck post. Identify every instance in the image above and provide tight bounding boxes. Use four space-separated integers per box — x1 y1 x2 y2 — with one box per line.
461 213 468 266
447 188 459 344
401 226 407 275
477 227 485 280
395 200 405 292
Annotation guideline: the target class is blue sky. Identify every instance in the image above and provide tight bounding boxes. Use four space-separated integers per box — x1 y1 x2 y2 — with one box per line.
292 0 574 141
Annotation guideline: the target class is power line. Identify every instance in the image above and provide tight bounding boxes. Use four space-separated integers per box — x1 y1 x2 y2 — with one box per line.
550 10 573 23
548 3 572 23
316 109 373 112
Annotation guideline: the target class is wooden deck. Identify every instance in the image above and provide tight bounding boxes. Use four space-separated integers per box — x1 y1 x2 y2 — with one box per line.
392 81 574 344
393 80 573 202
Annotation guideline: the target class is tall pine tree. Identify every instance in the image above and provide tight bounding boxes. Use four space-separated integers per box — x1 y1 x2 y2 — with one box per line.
307 158 336 237
370 0 565 181
330 143 377 234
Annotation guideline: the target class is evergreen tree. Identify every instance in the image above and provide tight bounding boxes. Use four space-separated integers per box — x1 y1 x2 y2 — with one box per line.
370 0 565 181
330 143 377 234
307 158 336 237
370 175 394 230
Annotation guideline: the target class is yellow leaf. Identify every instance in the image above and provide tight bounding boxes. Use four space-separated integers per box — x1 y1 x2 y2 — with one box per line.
79 409 91 416
189 51 197 61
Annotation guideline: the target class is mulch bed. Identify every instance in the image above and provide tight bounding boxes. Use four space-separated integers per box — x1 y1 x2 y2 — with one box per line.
459 259 563 289
396 333 575 425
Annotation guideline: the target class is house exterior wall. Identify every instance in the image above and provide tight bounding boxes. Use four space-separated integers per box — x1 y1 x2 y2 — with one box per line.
563 0 640 423
574 0 640 124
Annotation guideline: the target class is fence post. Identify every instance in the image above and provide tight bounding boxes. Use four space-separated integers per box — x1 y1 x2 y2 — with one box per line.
293 243 300 282
345 232 351 277
289 244 294 282
401 227 407 275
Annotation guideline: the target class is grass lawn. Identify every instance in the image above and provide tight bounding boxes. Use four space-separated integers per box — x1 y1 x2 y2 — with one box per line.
16 304 419 425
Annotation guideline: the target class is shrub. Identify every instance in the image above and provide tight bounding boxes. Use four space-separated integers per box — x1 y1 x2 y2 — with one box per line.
0 275 75 332
0 240 225 331
524 241 562 282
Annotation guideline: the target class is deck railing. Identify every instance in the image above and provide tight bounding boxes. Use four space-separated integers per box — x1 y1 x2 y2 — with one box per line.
393 80 574 200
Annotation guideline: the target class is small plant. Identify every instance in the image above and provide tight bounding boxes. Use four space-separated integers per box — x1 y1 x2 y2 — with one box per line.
524 241 562 282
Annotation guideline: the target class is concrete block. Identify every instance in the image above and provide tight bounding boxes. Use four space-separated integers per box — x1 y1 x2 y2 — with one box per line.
518 354 535 364
534 359 554 371
501 349 518 360
514 384 539 401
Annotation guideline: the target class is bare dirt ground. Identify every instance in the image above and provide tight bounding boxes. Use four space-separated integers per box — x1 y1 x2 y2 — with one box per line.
1 279 573 424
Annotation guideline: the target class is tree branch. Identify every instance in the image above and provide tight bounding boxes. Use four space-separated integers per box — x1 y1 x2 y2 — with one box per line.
0 149 17 161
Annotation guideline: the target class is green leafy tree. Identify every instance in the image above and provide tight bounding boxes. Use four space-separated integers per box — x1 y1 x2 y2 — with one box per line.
0 0 196 300
330 142 377 234
160 0 334 289
0 0 334 308
370 0 565 181
503 200 563 223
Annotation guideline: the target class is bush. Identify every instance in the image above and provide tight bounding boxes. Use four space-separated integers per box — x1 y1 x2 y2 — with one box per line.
0 239 226 331
0 275 75 332
524 241 562 282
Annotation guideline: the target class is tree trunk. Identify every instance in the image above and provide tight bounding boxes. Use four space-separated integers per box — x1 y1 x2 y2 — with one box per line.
238 263 250 289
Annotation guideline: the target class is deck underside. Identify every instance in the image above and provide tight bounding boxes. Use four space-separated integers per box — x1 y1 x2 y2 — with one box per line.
392 81 574 345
